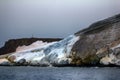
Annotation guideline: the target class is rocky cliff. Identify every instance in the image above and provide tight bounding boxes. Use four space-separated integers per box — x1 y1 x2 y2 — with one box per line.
0 14 120 66
71 14 120 66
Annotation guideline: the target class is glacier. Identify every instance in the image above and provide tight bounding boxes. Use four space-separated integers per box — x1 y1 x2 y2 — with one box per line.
8 35 80 66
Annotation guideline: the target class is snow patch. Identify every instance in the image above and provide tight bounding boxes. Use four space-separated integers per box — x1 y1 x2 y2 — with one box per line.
15 41 48 52
111 43 120 50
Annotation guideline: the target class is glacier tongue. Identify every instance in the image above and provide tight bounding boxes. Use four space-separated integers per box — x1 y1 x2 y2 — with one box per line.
8 35 79 66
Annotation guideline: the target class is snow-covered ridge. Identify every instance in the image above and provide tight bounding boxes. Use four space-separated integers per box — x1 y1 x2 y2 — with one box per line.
8 35 80 66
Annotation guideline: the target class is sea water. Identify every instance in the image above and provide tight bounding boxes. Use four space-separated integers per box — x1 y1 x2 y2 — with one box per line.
0 67 120 80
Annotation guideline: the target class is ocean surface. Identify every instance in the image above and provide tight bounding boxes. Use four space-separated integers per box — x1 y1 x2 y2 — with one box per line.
0 66 120 80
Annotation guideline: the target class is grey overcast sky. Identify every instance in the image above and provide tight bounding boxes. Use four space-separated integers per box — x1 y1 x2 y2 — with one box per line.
0 0 120 47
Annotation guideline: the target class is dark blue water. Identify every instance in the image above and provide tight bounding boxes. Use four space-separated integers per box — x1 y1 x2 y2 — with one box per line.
0 66 120 80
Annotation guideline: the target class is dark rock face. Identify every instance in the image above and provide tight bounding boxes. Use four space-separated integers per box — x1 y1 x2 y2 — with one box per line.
71 14 120 65
0 38 62 55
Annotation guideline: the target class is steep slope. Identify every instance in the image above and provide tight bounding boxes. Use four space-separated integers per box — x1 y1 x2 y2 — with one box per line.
71 14 120 65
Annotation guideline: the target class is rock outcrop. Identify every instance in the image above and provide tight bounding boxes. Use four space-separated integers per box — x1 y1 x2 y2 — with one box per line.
71 14 120 66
